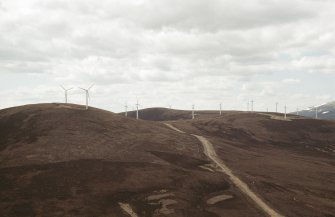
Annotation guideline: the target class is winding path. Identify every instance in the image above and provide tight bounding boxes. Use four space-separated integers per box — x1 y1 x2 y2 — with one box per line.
118 202 139 217
164 123 284 217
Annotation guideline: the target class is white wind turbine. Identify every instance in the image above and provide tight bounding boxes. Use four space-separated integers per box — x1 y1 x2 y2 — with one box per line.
60 85 73 104
78 84 94 110
251 99 254 112
284 104 287 120
125 103 128 117
219 103 222 116
136 100 141 120
315 106 318 119
192 104 195 119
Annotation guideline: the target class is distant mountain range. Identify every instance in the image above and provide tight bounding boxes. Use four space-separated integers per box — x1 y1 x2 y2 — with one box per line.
295 101 335 120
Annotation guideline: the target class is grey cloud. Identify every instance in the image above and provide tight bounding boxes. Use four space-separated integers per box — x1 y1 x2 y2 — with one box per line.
0 0 334 111
121 0 316 31
35 0 317 32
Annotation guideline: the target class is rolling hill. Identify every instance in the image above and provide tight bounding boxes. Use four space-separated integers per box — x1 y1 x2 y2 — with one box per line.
121 107 237 121
1 104 334 217
121 107 192 121
169 112 335 217
0 103 263 217
296 101 335 120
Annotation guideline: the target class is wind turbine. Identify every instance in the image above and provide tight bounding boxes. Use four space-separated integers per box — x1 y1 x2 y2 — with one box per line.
315 106 318 119
284 104 287 120
251 99 254 112
125 103 128 117
136 100 141 120
296 106 299 116
192 104 195 119
60 85 73 104
247 101 249 112
78 84 94 110
219 103 222 116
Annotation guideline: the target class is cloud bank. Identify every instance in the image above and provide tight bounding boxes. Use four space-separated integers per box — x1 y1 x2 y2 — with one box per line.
0 0 334 112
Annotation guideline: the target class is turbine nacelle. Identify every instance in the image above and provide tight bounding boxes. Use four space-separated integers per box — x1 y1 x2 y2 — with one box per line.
78 85 94 110
60 85 74 104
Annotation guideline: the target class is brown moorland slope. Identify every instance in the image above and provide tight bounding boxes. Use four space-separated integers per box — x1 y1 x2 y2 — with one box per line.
122 107 290 122
0 103 264 217
170 112 335 217
0 103 203 167
122 107 245 121
121 107 192 121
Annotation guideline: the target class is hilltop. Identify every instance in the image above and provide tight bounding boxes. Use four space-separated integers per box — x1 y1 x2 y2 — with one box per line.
169 112 335 216
296 101 335 120
0 103 201 167
121 107 192 121
0 103 263 217
121 107 237 121
0 104 334 217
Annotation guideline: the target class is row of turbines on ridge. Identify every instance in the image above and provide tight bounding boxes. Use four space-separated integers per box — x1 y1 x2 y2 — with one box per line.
60 85 94 110
60 86 320 120
246 99 319 120
60 85 142 119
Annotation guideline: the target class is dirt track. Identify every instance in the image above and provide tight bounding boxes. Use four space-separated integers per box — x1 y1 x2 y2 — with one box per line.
165 123 284 217
164 123 186 134
118 202 139 217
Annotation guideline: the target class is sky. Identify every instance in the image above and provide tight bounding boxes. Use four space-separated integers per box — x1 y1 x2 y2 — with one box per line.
0 0 335 113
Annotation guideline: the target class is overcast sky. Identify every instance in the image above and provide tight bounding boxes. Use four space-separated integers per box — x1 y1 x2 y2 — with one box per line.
1 0 335 112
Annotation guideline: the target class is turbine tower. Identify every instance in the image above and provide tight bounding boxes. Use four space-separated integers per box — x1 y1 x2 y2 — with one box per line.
315 106 318 119
284 104 287 120
251 99 254 112
60 85 73 103
219 103 222 116
296 106 299 116
192 104 195 119
125 103 128 117
247 101 249 112
136 100 140 120
78 84 94 110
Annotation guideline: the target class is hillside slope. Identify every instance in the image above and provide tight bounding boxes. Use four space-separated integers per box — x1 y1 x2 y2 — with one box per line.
0 103 263 217
121 107 235 121
296 101 335 120
0 103 203 167
121 107 192 121
170 112 335 217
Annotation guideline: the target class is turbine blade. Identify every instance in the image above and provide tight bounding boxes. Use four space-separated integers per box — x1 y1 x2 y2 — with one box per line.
67 87 74 91
78 87 86 91
88 84 94 90
60 85 66 90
